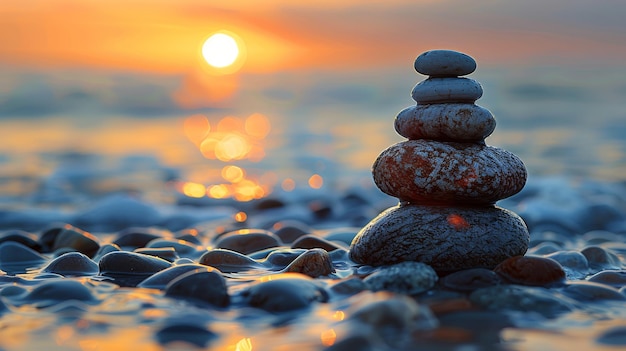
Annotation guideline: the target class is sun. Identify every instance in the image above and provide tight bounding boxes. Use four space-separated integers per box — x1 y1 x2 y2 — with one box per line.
202 32 241 69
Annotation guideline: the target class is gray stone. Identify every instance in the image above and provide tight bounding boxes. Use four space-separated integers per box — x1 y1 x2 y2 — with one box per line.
414 50 476 77
363 261 437 294
395 103 495 141
412 77 482 104
349 204 529 274
372 140 527 205
469 285 576 318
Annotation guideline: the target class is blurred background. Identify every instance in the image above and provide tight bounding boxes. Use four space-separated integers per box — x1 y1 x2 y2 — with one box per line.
1 0 625 206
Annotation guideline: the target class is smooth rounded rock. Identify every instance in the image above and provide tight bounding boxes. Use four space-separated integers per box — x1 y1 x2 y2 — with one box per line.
113 227 170 249
494 256 566 287
350 204 529 273
581 246 621 272
412 77 482 104
394 104 495 141
156 323 216 347
545 251 589 279
134 247 179 262
372 140 527 205
165 269 229 307
0 230 42 251
240 273 328 312
562 281 626 302
363 261 437 295
23 279 98 308
587 270 626 289
214 229 282 255
291 235 345 252
597 326 626 346
146 238 199 256
41 252 99 276
0 241 48 273
139 264 211 289
414 50 476 77
198 249 264 273
285 248 335 278
51 225 100 257
263 248 307 268
98 251 172 287
469 285 575 318
439 268 502 292
271 220 312 244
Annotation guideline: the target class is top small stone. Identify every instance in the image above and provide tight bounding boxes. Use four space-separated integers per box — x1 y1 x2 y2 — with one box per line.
414 50 476 77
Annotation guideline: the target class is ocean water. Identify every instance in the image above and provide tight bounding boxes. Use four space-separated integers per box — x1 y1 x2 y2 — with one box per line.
1 65 625 209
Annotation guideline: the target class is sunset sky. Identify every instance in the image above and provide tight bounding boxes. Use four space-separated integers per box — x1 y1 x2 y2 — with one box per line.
1 0 625 115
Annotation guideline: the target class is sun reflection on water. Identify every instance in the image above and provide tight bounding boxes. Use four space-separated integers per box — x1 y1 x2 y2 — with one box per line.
179 112 324 202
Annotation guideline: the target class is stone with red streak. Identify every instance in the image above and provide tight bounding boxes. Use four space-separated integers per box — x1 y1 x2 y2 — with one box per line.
372 140 527 205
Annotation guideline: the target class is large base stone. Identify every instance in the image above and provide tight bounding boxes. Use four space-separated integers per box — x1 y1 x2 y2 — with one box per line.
349 204 529 274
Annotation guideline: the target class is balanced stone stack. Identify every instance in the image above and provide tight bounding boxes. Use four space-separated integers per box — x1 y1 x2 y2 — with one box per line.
349 50 529 274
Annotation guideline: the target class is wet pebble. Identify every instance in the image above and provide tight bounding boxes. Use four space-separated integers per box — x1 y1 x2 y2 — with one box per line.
113 227 169 249
562 281 626 302
41 252 98 276
329 277 368 296
582 230 625 245
527 242 562 255
21 279 98 308
469 285 576 318
92 243 121 262
437 310 515 345
347 292 438 348
581 246 622 272
146 238 199 257
240 273 327 312
285 248 335 278
545 251 590 279
134 247 179 262
98 251 171 287
270 220 312 243
320 227 359 246
214 229 282 254
198 249 264 273
155 315 216 347
596 326 626 346
291 235 345 252
439 268 502 292
494 255 566 287
363 261 437 295
587 270 626 289
165 269 229 307
263 248 307 268
138 264 211 289
0 241 47 273
0 230 42 251
51 225 100 257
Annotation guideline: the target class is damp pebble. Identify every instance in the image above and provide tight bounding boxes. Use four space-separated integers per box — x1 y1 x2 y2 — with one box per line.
545 251 590 280
214 229 282 254
587 270 626 289
198 249 264 273
98 251 171 287
240 273 327 312
285 248 335 278
363 261 437 295
155 317 216 347
0 230 42 251
470 285 575 318
596 326 626 346
134 247 179 262
329 277 368 296
22 279 97 308
146 238 199 256
562 281 626 302
263 248 307 268
41 252 98 276
439 268 502 292
165 269 229 307
494 256 566 287
51 225 100 257
581 246 622 272
347 292 438 348
271 220 312 243
92 243 121 262
138 264 211 289
113 227 170 249
0 241 47 273
291 235 345 252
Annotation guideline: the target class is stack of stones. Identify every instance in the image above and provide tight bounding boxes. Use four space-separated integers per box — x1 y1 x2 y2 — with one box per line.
349 50 529 275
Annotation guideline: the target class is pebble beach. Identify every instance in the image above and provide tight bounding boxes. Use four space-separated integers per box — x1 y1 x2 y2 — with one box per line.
1 47 626 351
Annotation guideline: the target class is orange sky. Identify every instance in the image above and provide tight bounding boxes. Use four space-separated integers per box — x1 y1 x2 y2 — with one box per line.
2 0 625 76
